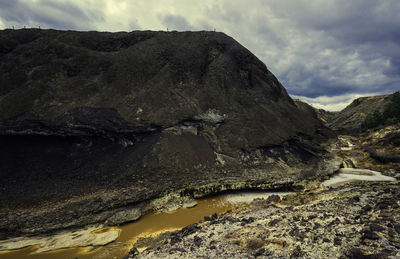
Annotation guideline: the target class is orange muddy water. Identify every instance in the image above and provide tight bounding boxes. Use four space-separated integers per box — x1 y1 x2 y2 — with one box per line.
0 192 286 259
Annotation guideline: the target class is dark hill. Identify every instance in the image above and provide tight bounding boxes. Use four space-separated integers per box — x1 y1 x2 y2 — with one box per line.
0 29 325 149
0 29 334 237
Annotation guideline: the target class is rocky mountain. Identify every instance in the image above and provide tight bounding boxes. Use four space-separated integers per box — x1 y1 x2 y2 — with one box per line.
326 94 392 132
0 29 335 238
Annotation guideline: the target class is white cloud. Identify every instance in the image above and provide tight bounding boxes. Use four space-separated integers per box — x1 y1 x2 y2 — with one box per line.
0 18 5 29
291 93 384 112
93 0 215 32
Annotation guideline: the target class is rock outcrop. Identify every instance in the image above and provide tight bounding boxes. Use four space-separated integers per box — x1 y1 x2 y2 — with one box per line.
0 29 334 237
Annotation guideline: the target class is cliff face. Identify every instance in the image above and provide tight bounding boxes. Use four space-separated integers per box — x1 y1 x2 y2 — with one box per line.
0 29 334 237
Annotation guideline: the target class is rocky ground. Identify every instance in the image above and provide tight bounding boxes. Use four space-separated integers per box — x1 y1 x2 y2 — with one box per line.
125 125 400 258
131 181 399 259
335 124 400 177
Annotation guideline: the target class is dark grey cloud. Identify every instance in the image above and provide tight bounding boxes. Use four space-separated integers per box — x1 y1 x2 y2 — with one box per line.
258 0 400 100
201 0 400 105
0 0 398 110
0 0 103 30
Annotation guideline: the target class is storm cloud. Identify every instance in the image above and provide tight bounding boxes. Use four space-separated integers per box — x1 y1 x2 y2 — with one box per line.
0 0 399 110
0 0 104 30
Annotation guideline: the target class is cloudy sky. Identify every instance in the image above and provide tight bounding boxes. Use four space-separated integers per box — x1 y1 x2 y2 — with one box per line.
1 0 399 111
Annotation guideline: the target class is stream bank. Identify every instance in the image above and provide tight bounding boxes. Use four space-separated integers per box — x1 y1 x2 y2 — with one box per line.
0 192 291 259
133 180 400 259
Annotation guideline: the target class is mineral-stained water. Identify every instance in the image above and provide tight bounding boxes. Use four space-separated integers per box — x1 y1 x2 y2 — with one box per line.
0 191 288 259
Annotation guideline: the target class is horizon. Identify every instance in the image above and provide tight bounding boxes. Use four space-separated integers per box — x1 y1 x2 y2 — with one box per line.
1 0 399 111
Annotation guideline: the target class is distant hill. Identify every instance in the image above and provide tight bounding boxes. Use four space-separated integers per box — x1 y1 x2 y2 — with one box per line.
314 108 336 124
325 94 393 132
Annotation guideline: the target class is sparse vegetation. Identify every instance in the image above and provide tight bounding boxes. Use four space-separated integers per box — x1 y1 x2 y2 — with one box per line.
361 92 400 130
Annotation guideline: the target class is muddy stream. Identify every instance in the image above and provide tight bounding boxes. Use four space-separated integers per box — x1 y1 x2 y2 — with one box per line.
0 192 289 259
